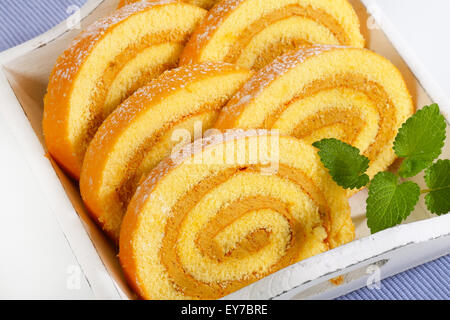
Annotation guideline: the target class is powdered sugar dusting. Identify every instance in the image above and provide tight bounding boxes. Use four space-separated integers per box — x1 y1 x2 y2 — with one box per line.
93 61 242 148
183 0 244 63
48 1 182 98
134 129 277 211
221 45 346 116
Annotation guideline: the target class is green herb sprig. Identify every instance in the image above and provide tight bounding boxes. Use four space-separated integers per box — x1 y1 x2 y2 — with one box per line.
313 104 449 233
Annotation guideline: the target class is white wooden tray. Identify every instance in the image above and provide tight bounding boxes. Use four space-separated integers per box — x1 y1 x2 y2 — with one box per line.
0 0 448 300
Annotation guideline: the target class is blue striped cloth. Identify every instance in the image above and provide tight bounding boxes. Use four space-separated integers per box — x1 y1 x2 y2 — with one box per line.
0 0 86 51
338 255 449 300
0 0 448 300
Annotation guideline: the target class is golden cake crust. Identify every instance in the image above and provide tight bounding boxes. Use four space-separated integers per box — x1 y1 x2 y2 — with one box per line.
217 44 414 130
180 0 365 69
215 45 415 195
43 0 207 179
80 62 252 241
180 0 242 66
215 45 338 129
119 132 355 299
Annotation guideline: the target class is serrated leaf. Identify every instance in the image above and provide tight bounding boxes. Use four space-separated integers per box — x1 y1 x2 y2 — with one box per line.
313 138 370 190
394 104 446 178
424 159 450 215
366 172 420 233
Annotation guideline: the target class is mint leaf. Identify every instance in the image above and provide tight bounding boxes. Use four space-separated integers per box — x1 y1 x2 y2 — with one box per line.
394 104 446 178
424 160 450 215
313 138 370 189
366 172 420 233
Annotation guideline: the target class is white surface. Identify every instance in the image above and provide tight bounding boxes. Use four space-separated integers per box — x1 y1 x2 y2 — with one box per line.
225 215 450 300
0 0 126 300
0 0 449 299
363 0 450 117
0 110 93 300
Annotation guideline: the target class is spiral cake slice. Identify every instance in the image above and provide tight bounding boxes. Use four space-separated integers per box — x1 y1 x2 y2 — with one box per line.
119 0 219 10
216 46 415 185
119 131 354 300
43 1 207 179
80 62 251 241
180 0 365 70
